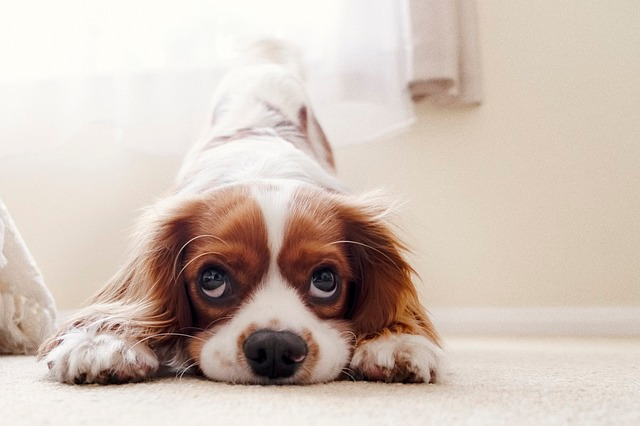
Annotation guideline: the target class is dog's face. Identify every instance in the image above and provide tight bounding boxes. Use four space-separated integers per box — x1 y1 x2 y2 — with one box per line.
150 183 415 384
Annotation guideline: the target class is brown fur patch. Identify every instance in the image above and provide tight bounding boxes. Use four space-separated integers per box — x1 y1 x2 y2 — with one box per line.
277 188 353 320
181 186 271 331
281 186 440 346
298 106 335 170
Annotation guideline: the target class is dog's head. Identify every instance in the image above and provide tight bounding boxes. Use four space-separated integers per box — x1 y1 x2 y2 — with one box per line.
113 182 428 384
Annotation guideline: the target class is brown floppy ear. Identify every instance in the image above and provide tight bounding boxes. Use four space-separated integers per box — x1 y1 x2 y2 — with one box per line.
39 195 199 356
341 197 440 345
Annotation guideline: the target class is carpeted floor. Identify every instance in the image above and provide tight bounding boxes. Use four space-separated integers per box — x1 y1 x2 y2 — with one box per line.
2 336 639 425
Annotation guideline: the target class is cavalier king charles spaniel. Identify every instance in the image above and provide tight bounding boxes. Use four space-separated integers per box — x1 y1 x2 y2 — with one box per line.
39 40 443 385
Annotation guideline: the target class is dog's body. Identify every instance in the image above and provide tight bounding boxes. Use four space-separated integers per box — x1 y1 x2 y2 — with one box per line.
39 41 443 385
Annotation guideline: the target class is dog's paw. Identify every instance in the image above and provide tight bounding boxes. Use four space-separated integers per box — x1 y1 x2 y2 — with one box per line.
349 333 443 383
42 328 159 384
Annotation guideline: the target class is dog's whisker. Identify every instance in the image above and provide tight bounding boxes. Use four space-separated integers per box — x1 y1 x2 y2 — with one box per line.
174 251 225 283
329 240 403 270
175 358 199 379
177 363 199 380
132 333 208 350
341 368 357 382
173 234 227 281
205 316 234 330
340 330 358 345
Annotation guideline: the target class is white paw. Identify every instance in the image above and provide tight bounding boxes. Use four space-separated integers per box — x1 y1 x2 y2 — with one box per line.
43 328 159 384
349 333 444 383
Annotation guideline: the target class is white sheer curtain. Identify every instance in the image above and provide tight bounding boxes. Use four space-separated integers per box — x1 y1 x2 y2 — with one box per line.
0 0 480 159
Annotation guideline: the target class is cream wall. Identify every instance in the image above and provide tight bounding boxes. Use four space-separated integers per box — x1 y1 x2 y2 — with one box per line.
338 1 640 308
1 0 639 310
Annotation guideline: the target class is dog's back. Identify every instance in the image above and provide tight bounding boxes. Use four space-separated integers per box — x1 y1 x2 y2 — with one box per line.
177 40 336 193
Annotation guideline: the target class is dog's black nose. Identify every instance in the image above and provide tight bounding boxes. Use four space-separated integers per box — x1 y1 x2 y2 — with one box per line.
243 330 307 379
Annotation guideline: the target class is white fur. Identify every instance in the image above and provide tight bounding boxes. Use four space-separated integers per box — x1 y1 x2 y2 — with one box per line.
251 182 299 262
178 137 345 195
198 276 352 384
177 64 338 189
43 327 159 384
350 333 444 383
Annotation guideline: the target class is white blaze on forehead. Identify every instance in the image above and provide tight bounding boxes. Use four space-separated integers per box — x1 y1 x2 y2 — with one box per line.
251 182 297 263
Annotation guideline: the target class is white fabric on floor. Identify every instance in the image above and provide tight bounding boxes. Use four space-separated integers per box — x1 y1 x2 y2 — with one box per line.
0 198 56 354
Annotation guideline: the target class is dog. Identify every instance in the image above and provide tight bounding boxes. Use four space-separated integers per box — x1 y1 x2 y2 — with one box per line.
38 40 443 385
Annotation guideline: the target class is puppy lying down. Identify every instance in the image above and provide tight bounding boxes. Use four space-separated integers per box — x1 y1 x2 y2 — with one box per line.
39 41 443 385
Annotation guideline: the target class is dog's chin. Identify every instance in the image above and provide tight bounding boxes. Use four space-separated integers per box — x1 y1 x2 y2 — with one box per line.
201 371 333 386
197 360 344 385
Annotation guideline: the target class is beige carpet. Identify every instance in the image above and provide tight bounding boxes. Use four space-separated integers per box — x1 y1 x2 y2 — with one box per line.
2 336 639 425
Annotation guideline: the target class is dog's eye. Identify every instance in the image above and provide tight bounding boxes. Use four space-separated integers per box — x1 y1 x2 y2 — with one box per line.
309 269 338 299
199 267 231 299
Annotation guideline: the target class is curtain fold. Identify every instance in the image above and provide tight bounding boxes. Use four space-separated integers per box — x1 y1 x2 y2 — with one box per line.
0 0 482 159
405 0 483 105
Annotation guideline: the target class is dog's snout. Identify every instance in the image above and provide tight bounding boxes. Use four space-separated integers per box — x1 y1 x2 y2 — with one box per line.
243 330 307 379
